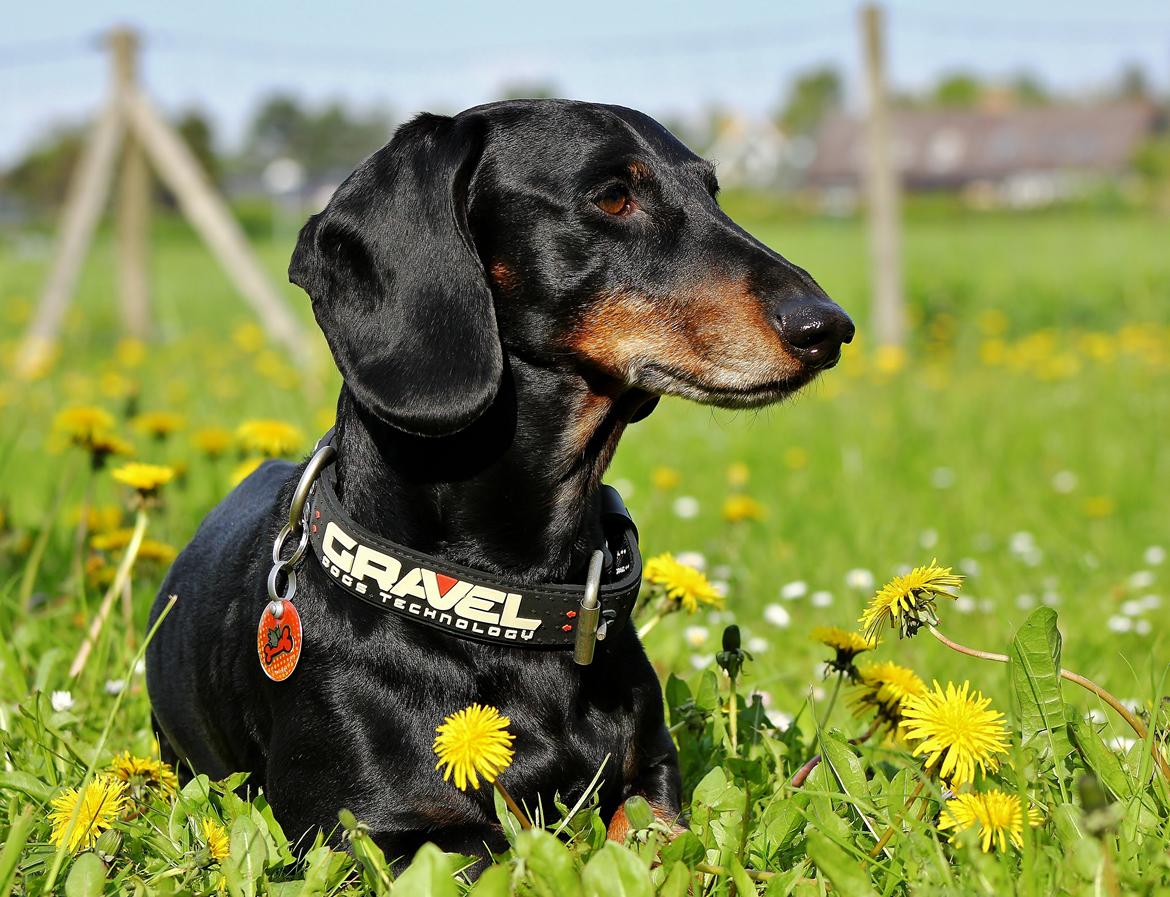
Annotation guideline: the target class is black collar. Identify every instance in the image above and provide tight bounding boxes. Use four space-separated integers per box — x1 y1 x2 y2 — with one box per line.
305 453 643 651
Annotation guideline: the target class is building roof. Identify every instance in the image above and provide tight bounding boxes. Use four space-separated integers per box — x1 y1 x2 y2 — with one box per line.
806 102 1158 188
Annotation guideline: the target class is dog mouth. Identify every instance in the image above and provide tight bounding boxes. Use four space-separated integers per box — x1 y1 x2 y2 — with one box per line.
640 363 817 408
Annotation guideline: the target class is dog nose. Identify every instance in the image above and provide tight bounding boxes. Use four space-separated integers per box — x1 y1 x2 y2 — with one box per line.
777 300 855 370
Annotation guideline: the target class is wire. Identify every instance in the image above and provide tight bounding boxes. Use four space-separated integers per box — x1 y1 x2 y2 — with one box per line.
0 35 100 68
146 17 851 74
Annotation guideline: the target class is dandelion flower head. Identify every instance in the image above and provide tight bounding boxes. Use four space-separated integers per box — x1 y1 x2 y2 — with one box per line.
900 680 1010 786
938 789 1043 852
49 774 128 852
859 560 962 640
433 704 516 791
644 553 724 613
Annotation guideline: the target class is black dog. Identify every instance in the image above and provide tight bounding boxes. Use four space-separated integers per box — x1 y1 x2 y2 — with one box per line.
147 99 852 863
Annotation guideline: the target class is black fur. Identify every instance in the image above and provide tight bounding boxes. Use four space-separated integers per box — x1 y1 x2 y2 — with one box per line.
147 99 852 866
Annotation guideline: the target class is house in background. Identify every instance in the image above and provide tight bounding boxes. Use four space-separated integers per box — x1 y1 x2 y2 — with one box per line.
804 102 1160 208
703 115 790 188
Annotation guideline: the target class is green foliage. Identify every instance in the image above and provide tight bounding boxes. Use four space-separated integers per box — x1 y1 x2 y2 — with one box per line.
777 67 842 135
1 209 1168 893
931 72 984 107
241 94 392 180
1009 608 1073 769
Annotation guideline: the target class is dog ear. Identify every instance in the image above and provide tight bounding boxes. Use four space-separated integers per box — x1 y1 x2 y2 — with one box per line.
289 113 500 437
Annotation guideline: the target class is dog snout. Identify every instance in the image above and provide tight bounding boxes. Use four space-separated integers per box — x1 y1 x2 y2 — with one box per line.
776 299 855 370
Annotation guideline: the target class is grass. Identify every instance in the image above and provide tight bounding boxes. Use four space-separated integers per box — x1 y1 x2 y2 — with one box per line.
0 204 1168 894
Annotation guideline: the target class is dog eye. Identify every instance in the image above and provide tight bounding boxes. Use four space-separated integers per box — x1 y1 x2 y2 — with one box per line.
594 184 634 217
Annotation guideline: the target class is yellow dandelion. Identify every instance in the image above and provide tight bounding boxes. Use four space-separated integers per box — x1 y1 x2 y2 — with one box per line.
874 344 907 376
53 406 116 448
644 553 724 613
784 447 809 470
201 817 230 862
232 321 266 354
236 419 303 458
85 554 115 588
859 560 962 640
433 704 515 791
115 338 147 368
91 528 134 552
1081 496 1115 519
111 462 176 496
230 457 266 488
811 626 876 679
108 751 178 793
938 789 1043 852
139 539 177 565
851 660 926 734
73 504 124 535
192 426 234 458
900 681 1010 787
87 431 134 468
48 774 128 852
726 462 750 487
651 466 680 490
133 410 185 440
722 494 766 523
99 370 137 401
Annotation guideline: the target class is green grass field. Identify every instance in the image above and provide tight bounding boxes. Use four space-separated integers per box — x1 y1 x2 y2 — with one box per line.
1 205 1168 894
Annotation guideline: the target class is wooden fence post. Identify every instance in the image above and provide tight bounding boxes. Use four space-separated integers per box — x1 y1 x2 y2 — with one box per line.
122 87 310 361
13 26 312 377
112 27 152 340
860 4 906 347
13 100 124 377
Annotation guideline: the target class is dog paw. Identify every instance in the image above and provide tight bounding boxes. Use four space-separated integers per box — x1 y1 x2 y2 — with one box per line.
606 801 686 842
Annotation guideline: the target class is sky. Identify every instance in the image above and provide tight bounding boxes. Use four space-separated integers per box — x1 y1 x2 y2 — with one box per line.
3 0 1169 165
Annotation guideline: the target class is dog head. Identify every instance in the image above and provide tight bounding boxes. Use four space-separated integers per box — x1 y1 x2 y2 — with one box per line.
290 100 853 437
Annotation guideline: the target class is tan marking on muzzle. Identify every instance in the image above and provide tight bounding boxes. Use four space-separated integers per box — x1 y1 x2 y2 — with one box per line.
566 280 802 392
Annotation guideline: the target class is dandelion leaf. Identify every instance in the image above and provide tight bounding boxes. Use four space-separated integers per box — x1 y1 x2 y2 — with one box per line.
393 843 461 897
515 828 584 897
0 770 52 803
1069 717 1133 800
807 831 878 897
467 864 513 897
225 815 267 897
1008 608 1073 766
581 842 654 897
659 830 706 868
817 729 883 845
64 852 106 897
656 862 692 897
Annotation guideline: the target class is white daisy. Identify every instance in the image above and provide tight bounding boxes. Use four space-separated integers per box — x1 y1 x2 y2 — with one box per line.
780 580 808 600
763 603 791 628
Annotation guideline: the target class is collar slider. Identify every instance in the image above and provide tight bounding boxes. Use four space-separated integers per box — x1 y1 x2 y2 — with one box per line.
573 550 606 666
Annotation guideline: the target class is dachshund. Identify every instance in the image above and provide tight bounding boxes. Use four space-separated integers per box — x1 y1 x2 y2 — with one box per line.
146 99 853 868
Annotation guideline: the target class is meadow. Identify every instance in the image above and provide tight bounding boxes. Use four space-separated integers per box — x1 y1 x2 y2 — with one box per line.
0 203 1168 895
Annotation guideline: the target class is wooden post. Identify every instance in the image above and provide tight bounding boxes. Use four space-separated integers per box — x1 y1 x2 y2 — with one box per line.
14 27 311 377
123 87 310 360
13 100 124 378
860 4 906 347
112 28 152 340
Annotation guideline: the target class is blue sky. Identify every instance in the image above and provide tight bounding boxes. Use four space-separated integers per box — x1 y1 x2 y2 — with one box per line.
3 0 1169 164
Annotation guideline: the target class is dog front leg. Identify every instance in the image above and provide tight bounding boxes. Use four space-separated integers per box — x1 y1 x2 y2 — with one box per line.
606 723 683 841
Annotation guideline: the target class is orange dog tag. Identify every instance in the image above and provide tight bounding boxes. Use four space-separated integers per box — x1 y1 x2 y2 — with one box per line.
257 600 302 681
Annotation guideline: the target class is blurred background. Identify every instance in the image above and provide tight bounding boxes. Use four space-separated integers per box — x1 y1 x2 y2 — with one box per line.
3 1 1168 233
1 1 1169 717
